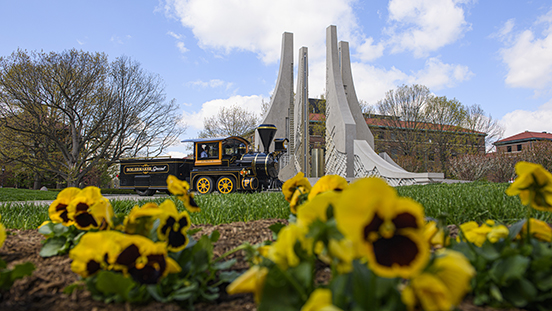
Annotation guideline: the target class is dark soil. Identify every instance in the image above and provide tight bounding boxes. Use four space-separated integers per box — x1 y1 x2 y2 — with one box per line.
0 220 524 311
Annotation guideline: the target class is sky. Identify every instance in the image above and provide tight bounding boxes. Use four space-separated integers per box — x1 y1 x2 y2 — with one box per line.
2 0 552 157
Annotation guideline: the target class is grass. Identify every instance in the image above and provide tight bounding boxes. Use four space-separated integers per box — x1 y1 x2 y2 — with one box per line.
0 188 59 201
397 181 551 225
0 181 545 230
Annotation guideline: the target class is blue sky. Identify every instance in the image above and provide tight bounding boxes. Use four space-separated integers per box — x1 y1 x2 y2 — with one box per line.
2 0 552 157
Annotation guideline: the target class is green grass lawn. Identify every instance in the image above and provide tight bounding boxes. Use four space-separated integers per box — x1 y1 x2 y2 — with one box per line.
0 188 59 201
0 181 538 230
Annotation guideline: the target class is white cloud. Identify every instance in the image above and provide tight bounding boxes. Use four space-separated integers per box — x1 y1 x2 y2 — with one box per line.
500 99 552 137
182 95 265 131
167 31 182 40
164 0 359 64
414 57 473 90
385 0 471 57
187 79 234 90
356 37 385 62
350 62 410 104
176 41 189 53
499 9 552 91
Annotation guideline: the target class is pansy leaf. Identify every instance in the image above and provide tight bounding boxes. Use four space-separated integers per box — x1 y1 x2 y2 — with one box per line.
37 222 55 236
0 258 6 269
96 270 136 301
213 258 237 270
147 284 169 302
489 255 530 286
269 223 286 236
351 260 375 310
0 262 35 290
476 240 501 261
508 219 526 240
502 278 537 307
329 273 353 309
210 230 220 243
258 266 303 311
40 236 67 257
219 270 241 283
289 261 312 289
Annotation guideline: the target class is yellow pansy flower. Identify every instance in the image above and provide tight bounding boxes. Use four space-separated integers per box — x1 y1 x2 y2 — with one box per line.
111 232 181 284
69 231 122 278
335 177 429 279
506 161 552 211
518 218 552 242
123 202 165 235
226 265 268 303
167 175 200 212
282 172 312 203
48 187 81 226
267 224 308 270
328 238 354 274
307 175 348 201
424 220 449 248
402 249 475 311
296 191 340 228
157 199 191 252
301 288 342 311
66 186 114 230
458 220 508 247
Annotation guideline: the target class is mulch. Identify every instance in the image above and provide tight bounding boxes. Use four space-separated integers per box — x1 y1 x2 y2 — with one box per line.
0 219 525 311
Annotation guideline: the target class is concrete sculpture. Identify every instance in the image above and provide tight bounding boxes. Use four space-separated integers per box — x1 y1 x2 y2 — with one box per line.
262 26 445 185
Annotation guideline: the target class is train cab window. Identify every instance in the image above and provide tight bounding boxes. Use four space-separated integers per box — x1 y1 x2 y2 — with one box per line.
221 139 246 158
198 143 219 159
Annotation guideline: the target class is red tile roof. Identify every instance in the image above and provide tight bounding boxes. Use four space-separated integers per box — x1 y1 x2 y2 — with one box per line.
494 131 552 145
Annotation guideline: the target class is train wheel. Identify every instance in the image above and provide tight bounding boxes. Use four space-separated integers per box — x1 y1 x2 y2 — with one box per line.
217 176 236 194
195 176 213 194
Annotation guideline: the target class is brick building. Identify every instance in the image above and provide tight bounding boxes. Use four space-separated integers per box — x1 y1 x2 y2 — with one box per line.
493 131 552 153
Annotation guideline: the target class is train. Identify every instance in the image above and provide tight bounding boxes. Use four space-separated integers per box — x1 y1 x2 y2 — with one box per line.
118 124 288 195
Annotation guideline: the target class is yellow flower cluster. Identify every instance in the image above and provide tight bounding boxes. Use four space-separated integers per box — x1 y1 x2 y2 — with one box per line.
124 199 192 252
55 175 198 285
69 230 181 284
48 186 114 230
458 220 509 247
230 173 476 311
506 161 552 211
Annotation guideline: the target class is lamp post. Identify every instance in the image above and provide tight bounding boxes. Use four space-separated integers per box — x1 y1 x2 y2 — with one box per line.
1 166 4 188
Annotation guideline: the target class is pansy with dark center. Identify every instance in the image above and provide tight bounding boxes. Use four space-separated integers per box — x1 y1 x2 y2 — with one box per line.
48 187 81 226
335 177 429 279
111 234 181 284
157 199 192 252
66 187 114 230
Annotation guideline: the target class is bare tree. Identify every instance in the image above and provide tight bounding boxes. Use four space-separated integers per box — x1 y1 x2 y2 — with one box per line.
0 50 185 187
198 104 259 138
424 96 468 174
463 104 504 152
376 84 432 157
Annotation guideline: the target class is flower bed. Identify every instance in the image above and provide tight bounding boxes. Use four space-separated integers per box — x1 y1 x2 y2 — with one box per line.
1 162 551 310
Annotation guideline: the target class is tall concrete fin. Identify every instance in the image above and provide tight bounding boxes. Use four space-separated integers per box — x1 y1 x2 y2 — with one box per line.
325 25 356 178
279 46 309 181
340 41 375 149
256 32 294 153
325 25 444 185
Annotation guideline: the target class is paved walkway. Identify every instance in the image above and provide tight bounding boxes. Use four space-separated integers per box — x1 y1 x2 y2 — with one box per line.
0 193 170 207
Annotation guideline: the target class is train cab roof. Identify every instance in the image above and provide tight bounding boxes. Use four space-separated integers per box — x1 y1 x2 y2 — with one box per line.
181 136 250 144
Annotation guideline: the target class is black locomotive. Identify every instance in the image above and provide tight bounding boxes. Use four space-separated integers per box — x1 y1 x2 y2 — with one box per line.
119 124 287 195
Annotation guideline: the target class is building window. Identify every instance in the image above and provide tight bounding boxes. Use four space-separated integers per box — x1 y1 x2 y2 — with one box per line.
517 144 522 152
507 146 512 153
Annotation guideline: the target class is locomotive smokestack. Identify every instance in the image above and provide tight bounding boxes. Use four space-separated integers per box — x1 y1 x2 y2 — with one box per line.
257 124 277 154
